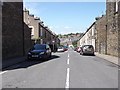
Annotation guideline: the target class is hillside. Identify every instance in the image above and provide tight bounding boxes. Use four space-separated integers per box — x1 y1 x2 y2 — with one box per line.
58 33 83 47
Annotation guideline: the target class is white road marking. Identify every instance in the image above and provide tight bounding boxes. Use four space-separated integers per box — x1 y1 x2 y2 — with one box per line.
0 71 7 75
65 68 70 89
67 58 69 65
68 54 69 58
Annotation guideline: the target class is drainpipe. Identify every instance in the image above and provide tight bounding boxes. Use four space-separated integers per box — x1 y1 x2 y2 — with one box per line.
105 24 107 55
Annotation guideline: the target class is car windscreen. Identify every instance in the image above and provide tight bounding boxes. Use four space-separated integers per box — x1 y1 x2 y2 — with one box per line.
33 45 46 50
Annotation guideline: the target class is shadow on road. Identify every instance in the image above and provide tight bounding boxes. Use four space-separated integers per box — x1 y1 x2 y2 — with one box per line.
80 54 96 56
3 55 60 71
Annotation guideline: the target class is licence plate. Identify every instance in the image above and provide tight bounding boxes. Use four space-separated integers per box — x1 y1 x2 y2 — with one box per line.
87 49 92 51
32 55 39 57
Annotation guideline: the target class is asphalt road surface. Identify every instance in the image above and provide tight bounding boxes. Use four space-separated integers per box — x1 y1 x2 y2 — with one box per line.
2 49 118 88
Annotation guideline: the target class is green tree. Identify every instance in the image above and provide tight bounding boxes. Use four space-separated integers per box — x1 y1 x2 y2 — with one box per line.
60 44 64 47
72 40 79 47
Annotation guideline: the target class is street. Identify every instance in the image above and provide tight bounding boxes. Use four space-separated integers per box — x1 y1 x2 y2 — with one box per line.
2 49 118 88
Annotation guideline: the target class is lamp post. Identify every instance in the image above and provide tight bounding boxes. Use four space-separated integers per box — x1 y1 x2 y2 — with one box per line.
52 40 55 52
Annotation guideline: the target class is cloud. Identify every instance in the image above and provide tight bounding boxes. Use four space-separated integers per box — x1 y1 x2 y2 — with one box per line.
48 25 84 35
49 26 53 29
64 26 73 29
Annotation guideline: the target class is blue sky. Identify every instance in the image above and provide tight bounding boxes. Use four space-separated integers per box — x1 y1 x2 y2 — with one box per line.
24 2 106 35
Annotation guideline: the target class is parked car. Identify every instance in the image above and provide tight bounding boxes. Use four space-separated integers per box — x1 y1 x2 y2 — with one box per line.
63 48 67 51
63 46 68 51
57 47 64 52
74 47 81 52
77 47 81 53
74 47 78 51
80 45 94 55
27 44 52 60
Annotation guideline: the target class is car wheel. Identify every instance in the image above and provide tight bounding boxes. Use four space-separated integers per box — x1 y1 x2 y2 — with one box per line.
81 52 84 55
80 52 82 55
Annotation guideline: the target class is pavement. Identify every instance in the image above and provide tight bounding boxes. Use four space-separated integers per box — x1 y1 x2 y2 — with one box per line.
2 56 27 69
1 49 118 88
95 52 119 66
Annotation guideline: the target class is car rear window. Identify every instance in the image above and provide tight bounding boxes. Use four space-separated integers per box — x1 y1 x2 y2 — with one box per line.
83 45 94 49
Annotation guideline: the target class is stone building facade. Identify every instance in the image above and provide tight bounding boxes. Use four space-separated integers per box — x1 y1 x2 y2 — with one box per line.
24 9 40 41
78 22 96 50
106 1 118 56
24 8 60 52
118 1 120 58
78 15 107 53
39 25 60 52
39 25 51 44
95 15 107 54
2 2 32 60
78 0 119 57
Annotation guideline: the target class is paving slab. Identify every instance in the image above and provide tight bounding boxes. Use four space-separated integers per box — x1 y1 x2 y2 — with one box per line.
95 52 119 66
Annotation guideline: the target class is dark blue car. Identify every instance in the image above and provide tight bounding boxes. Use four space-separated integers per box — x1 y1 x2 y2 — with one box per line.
27 44 52 60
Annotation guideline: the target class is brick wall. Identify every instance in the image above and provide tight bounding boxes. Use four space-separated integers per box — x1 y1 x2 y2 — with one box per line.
2 2 24 60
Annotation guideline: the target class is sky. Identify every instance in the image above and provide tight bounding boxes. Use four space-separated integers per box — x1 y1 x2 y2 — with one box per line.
23 2 106 35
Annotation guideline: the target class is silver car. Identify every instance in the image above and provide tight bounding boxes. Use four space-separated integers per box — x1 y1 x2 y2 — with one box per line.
80 45 94 55
57 47 64 52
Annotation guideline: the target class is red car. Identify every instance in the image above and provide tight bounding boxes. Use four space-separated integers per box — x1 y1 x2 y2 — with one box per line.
63 47 68 51
74 47 78 51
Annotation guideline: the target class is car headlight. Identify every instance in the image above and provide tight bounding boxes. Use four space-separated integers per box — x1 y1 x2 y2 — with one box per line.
28 52 31 55
39 52 45 55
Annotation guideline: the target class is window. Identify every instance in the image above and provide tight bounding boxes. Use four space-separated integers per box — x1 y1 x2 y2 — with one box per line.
29 26 34 36
45 31 46 38
40 27 43 37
